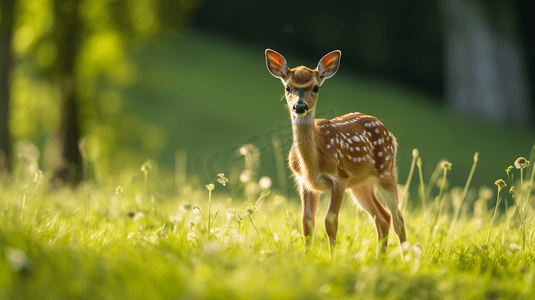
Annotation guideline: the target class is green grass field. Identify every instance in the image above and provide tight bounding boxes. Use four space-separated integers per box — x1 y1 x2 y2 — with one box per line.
1 146 535 299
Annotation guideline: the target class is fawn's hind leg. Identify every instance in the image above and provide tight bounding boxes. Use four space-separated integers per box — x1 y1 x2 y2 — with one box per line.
349 183 392 251
376 179 406 246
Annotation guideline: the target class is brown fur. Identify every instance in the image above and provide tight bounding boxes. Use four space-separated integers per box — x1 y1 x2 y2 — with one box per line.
289 66 317 86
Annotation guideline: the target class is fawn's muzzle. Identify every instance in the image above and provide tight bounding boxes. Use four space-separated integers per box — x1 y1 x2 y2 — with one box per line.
293 102 308 114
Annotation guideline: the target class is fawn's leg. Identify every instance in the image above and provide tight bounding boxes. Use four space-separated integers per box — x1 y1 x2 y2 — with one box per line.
324 181 346 244
300 184 319 240
376 180 406 246
349 183 392 252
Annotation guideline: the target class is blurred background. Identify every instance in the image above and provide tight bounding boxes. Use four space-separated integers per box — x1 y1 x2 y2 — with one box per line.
0 0 534 197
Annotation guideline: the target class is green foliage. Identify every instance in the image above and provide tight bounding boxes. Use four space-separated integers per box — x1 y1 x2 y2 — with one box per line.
8 0 199 178
1 149 535 299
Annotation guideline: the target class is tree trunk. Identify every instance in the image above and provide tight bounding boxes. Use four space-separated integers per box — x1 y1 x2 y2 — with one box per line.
440 0 531 125
0 0 15 172
54 0 84 184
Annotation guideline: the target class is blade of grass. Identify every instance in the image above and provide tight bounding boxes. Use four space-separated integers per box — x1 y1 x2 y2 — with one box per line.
449 152 478 235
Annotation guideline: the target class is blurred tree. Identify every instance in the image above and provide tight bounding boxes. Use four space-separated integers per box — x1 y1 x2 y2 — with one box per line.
440 0 532 125
7 0 200 184
0 0 15 173
53 0 83 184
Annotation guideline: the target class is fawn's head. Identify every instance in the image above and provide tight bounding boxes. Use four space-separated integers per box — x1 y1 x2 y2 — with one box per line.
265 49 341 121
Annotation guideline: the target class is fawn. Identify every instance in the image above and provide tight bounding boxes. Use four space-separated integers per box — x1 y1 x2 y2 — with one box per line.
265 49 406 251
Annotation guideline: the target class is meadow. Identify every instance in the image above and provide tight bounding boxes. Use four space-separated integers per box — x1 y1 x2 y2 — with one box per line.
1 143 535 299
2 30 535 299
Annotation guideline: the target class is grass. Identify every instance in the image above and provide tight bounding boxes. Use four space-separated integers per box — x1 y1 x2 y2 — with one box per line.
1 144 535 299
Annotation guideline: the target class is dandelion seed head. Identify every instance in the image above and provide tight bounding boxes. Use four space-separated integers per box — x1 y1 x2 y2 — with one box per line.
514 157 529 170
259 176 272 190
239 146 249 156
141 161 153 173
440 161 452 170
495 179 506 189
240 170 253 183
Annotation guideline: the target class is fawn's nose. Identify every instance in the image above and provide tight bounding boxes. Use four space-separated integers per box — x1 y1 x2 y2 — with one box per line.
293 102 308 114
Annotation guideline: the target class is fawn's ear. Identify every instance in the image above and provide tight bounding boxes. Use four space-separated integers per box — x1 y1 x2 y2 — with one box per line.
265 49 289 81
316 50 341 85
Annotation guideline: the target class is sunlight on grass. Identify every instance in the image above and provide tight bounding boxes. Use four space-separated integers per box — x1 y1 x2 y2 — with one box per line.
1 142 535 299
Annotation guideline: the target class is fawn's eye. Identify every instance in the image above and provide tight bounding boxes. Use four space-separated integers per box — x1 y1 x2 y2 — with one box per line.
313 86 319 93
286 86 291 92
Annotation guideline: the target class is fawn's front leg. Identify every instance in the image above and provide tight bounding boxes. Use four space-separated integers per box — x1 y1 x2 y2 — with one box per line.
325 181 346 244
300 184 319 240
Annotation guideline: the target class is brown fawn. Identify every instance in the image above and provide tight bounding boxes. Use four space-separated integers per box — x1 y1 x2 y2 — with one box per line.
265 49 406 251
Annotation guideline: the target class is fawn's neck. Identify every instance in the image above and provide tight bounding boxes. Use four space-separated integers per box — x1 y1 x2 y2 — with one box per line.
291 111 320 175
